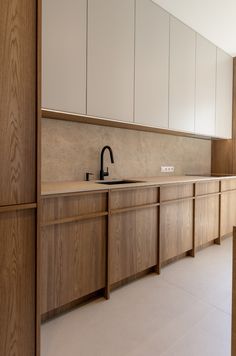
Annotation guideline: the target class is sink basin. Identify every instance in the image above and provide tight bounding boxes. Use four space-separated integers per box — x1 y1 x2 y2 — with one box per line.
97 179 145 185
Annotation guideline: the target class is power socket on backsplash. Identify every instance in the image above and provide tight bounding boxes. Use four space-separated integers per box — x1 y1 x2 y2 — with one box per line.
161 166 175 173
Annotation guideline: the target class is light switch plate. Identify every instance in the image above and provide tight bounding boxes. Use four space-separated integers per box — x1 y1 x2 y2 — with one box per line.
161 166 175 173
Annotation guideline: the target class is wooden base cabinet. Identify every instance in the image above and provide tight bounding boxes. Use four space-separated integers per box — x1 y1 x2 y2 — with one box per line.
41 217 106 315
110 207 158 285
0 209 36 356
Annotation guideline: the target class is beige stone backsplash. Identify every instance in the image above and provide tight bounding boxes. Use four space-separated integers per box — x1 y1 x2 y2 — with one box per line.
42 118 211 182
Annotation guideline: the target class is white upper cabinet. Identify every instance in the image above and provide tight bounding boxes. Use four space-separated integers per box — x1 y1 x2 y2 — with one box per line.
87 0 135 122
215 49 233 138
169 17 196 132
195 35 216 136
135 0 169 128
42 0 87 114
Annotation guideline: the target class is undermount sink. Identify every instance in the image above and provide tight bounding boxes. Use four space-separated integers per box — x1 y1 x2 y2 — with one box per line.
97 179 145 185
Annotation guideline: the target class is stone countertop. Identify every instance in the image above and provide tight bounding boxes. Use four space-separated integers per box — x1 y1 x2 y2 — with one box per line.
41 175 236 197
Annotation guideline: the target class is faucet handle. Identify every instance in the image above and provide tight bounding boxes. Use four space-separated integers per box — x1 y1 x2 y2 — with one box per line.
85 172 94 181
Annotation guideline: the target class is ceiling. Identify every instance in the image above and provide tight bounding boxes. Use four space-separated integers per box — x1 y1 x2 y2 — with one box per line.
152 0 236 56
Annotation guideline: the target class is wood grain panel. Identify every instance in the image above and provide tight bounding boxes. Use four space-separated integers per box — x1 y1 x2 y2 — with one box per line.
0 209 36 356
160 184 193 202
221 191 236 236
195 181 219 195
41 192 107 224
211 139 233 175
160 200 193 262
195 195 219 246
110 187 158 210
110 207 158 284
221 179 236 192
41 217 106 314
0 0 36 206
232 226 236 355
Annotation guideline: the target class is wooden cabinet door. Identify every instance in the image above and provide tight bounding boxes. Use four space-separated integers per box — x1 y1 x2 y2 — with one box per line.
87 0 135 122
41 217 106 314
0 0 36 206
160 200 193 262
135 0 169 128
195 195 219 246
110 207 158 284
195 35 216 136
169 17 196 133
42 0 87 114
0 209 36 356
221 191 236 236
215 49 233 139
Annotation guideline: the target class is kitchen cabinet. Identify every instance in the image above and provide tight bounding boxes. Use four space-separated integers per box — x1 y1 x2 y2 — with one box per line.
0 210 36 356
109 187 158 284
160 184 194 262
195 35 216 136
221 179 236 236
134 0 169 128
87 0 135 122
215 48 233 138
169 17 196 132
0 0 39 354
42 0 87 114
40 192 107 315
195 182 220 246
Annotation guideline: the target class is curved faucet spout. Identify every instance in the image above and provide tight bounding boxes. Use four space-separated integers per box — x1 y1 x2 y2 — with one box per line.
100 146 115 180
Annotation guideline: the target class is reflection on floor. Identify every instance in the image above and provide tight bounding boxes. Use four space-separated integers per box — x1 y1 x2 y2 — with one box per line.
41 237 232 356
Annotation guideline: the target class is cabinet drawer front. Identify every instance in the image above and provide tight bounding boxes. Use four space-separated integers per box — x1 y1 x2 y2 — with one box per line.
41 216 106 314
221 179 236 192
160 184 193 202
41 192 107 224
195 181 219 196
110 187 158 210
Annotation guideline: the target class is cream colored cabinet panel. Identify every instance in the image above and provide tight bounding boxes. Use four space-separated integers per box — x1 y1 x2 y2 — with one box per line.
195 35 216 136
42 0 87 114
215 49 233 139
169 17 196 132
135 0 169 128
87 0 135 122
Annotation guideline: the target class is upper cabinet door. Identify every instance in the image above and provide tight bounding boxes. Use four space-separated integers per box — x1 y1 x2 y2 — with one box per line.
215 49 233 139
195 35 216 136
169 17 196 132
42 0 87 114
87 0 135 122
135 0 169 128
0 0 36 206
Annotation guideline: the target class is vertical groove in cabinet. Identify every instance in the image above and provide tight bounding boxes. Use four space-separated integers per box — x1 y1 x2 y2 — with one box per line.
216 180 222 244
105 190 111 300
191 183 196 257
157 187 161 274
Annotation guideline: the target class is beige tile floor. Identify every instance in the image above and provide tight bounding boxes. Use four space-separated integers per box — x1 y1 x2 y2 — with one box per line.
41 237 232 356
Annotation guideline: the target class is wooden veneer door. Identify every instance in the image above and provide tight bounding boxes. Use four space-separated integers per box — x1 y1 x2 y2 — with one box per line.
0 0 37 206
110 207 158 285
0 209 36 356
41 217 106 315
160 200 193 262
221 191 236 237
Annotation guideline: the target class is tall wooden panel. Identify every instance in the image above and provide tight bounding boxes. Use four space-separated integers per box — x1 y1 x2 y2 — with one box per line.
0 209 36 356
0 0 39 355
0 0 37 206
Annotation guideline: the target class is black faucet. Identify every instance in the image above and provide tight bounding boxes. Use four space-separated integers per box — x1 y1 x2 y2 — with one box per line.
100 146 114 180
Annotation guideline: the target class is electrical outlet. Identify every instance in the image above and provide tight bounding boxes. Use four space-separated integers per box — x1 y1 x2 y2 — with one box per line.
161 166 175 173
